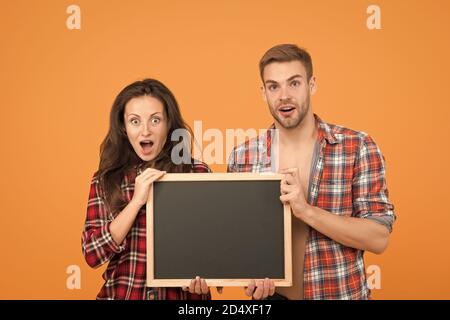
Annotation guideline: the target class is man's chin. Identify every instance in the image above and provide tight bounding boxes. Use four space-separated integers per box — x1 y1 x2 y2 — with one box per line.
278 117 301 129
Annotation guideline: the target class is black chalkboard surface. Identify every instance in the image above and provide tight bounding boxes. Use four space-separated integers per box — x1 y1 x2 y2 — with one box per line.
146 173 292 287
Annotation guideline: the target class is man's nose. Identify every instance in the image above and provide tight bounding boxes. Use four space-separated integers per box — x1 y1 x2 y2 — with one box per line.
279 85 290 101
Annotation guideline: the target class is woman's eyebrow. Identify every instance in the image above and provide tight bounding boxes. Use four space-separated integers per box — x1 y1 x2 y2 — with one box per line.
126 112 163 118
126 113 140 118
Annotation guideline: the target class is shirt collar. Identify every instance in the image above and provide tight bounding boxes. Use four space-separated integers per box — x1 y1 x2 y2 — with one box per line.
266 113 340 146
314 114 340 145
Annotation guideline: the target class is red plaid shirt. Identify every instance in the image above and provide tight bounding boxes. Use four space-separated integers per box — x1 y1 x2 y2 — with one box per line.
82 162 212 300
227 114 396 300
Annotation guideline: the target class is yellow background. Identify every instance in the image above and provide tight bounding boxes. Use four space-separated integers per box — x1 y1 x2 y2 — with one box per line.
1 0 449 299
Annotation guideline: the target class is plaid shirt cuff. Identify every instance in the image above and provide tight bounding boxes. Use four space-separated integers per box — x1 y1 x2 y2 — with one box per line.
362 211 396 233
101 221 127 254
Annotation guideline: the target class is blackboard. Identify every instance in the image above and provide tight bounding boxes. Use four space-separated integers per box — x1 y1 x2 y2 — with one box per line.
146 173 292 287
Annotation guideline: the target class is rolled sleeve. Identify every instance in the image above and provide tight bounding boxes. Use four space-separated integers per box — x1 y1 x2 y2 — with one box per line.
352 135 396 232
100 221 127 254
82 175 126 269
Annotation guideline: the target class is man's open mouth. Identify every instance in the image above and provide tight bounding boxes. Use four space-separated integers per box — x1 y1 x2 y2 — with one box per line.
279 105 295 115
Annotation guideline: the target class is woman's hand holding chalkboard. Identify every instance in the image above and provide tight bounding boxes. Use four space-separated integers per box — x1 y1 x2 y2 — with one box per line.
182 276 210 295
132 168 166 207
245 278 275 300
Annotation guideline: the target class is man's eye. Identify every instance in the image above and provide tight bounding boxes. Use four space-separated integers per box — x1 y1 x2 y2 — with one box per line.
269 85 278 91
130 119 140 125
151 118 161 126
291 81 300 87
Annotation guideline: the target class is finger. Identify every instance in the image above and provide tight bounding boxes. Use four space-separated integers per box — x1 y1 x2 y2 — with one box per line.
140 171 166 184
137 171 158 182
182 286 188 292
269 280 275 296
280 193 294 203
284 174 296 185
280 167 299 176
137 168 157 179
200 279 209 294
148 171 166 183
262 278 270 299
142 168 163 175
252 280 264 300
280 183 294 195
142 170 166 179
189 278 195 294
194 276 202 295
140 169 166 179
245 280 256 297
217 287 223 294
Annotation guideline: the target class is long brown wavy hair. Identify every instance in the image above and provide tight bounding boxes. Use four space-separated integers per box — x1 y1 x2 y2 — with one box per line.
97 79 193 213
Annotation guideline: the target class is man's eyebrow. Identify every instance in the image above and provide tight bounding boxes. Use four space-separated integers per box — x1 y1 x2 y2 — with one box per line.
264 74 303 85
287 74 303 81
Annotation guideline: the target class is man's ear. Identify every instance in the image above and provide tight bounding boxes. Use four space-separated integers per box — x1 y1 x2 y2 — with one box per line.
309 76 317 95
261 85 267 102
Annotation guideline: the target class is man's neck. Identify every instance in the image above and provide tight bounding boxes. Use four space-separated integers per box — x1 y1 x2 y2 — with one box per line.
275 111 318 148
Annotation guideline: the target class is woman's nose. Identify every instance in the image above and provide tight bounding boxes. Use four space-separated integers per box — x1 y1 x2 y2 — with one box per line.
141 123 152 136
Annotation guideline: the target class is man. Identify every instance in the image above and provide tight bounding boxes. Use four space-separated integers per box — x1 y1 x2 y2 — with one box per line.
227 44 396 300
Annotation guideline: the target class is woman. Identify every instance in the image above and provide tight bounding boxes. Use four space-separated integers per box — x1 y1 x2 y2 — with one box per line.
82 79 211 300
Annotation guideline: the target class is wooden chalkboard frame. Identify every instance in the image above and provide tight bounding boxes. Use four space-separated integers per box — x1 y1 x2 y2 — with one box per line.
146 173 292 287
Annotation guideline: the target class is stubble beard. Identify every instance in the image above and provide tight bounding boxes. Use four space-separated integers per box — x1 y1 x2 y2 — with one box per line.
270 94 311 130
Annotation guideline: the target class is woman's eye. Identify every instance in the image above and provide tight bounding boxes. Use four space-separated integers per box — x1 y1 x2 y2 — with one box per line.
151 118 161 126
130 119 140 125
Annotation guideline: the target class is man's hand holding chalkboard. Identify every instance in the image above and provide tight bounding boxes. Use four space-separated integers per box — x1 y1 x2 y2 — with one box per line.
245 279 275 300
182 276 210 295
280 167 309 218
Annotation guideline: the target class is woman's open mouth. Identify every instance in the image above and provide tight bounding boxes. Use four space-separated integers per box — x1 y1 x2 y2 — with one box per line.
139 140 154 155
